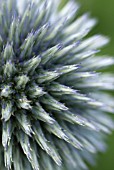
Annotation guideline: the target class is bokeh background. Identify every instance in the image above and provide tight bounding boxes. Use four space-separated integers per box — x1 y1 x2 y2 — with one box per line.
61 0 114 170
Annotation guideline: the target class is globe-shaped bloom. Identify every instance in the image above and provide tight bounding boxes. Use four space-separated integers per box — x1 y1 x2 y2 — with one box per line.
0 0 114 170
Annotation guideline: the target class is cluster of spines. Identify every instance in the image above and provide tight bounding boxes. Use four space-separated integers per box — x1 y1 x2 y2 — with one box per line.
0 0 114 170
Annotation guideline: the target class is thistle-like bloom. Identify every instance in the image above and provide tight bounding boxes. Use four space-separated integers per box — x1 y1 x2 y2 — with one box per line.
0 0 114 170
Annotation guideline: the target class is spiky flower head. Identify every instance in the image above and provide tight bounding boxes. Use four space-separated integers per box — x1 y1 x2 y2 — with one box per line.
0 0 114 170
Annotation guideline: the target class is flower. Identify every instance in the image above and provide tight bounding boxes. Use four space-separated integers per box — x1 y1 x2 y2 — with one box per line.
0 0 114 170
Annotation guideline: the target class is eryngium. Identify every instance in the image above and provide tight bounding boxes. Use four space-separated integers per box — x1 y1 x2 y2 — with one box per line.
0 0 114 169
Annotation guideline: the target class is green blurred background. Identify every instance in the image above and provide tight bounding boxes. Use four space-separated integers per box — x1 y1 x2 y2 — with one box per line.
61 0 114 170
77 1 114 170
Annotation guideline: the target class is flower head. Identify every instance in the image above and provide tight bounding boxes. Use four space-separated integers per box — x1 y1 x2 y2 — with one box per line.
0 0 114 170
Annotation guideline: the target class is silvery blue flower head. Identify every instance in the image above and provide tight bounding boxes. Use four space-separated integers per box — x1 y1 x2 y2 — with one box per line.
0 0 114 170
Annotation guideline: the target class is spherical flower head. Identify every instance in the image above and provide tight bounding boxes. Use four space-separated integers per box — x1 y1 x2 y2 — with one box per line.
0 0 114 170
